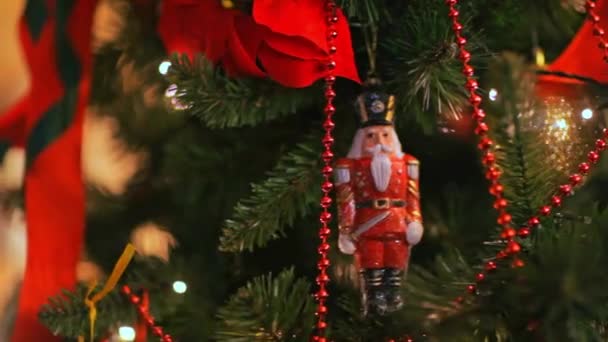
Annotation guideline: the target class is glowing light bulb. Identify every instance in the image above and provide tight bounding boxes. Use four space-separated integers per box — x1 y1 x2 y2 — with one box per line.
581 108 593 120
118 326 136 341
555 118 568 129
165 84 177 97
158 61 172 75
488 88 498 101
173 280 187 294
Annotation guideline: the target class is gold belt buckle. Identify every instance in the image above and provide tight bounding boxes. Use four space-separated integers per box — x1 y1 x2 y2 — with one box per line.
373 198 391 209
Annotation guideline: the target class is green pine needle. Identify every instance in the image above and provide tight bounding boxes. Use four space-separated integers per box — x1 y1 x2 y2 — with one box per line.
166 54 320 128
214 268 315 341
382 0 485 134
219 136 322 252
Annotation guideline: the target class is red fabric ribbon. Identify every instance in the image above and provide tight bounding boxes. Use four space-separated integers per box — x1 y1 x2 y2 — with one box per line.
544 0 608 84
158 0 360 87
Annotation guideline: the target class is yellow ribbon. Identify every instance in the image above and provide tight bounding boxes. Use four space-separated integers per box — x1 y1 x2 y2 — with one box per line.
78 244 136 342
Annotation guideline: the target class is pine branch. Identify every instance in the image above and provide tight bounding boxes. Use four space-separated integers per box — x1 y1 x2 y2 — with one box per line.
219 135 322 252
39 285 136 339
382 0 486 134
38 258 182 339
166 55 320 128
485 53 587 226
214 268 315 341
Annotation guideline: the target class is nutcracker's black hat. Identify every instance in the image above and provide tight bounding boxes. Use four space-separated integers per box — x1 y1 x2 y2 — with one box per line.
354 79 396 128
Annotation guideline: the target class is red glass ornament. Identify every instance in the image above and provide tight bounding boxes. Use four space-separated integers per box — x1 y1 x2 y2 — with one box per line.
493 198 508 209
482 152 496 165
324 88 336 99
497 213 512 225
569 173 582 186
518 227 531 238
460 50 471 62
478 137 493 150
511 258 525 268
320 196 332 208
502 227 516 239
528 217 540 227
560 184 573 195
152 326 164 337
121 285 131 295
603 128 608 139
467 284 476 293
319 212 332 223
539 205 551 216
163 336 173 342
318 243 330 253
317 258 330 268
596 139 607 151
317 321 328 329
130 295 140 304
496 250 508 259
489 183 504 196
469 94 482 106
455 296 464 304
588 150 600 163
324 104 336 115
594 27 605 36
475 272 485 282
579 162 591 174
551 195 562 207
474 122 489 135
507 241 521 254
485 261 497 272
485 167 500 180
472 108 486 120
466 79 478 90
319 227 331 237
462 65 474 77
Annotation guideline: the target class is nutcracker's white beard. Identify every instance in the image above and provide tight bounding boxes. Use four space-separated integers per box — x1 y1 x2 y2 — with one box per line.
367 144 392 192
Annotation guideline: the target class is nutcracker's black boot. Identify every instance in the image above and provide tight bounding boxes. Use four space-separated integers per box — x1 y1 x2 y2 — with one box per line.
385 268 404 313
361 269 387 316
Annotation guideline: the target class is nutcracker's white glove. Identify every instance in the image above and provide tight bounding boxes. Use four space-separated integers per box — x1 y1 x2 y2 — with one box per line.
406 222 424 245
338 233 356 255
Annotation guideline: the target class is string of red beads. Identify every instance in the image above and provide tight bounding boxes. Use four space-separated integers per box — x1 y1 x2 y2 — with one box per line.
121 285 173 342
585 0 608 62
313 1 339 341
444 0 519 297
446 0 608 303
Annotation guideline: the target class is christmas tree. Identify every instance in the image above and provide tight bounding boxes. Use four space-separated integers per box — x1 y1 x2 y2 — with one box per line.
2 0 608 341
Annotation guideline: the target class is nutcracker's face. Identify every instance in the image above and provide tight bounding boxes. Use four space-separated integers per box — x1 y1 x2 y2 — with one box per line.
361 125 395 158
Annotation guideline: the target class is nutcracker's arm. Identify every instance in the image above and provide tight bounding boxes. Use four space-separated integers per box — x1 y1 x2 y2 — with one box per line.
334 158 355 234
405 156 423 245
406 157 422 224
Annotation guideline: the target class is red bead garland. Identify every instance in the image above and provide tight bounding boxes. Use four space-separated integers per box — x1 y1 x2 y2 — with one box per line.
445 0 519 295
586 0 608 61
313 1 338 341
121 285 173 342
446 0 608 306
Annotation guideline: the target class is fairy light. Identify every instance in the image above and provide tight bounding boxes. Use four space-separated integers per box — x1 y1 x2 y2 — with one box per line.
488 88 498 101
172 280 187 294
582 108 593 120
118 326 136 341
158 61 172 75
165 84 177 98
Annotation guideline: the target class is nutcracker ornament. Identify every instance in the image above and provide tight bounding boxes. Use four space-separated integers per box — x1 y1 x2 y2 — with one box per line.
335 87 423 316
